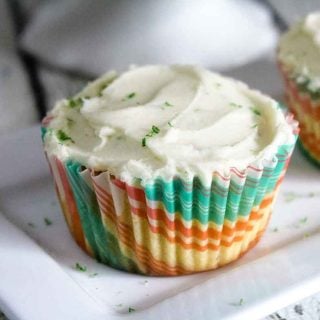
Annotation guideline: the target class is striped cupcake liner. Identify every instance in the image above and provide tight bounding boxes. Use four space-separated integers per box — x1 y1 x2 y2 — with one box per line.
43 116 298 275
279 63 320 165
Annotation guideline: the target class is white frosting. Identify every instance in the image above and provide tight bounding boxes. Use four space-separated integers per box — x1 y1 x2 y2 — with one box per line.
44 65 294 186
278 12 320 91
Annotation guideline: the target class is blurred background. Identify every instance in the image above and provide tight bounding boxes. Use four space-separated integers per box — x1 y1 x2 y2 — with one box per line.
1 1 320 320
0 0 318 137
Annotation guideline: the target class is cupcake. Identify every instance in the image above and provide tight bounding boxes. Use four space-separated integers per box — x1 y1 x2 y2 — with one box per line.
278 12 320 165
42 65 298 275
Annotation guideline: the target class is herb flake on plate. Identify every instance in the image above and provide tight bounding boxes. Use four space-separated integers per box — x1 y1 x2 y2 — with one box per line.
44 217 52 226
75 262 87 272
229 298 244 307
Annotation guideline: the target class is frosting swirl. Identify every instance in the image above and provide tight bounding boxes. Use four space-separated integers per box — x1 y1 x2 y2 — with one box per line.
44 65 294 186
278 12 320 93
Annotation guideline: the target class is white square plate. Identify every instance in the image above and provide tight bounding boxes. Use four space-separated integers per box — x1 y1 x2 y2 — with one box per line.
0 126 320 320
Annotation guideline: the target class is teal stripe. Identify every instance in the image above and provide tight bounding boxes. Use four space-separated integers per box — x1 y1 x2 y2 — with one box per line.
65 160 138 273
144 140 297 224
41 126 47 142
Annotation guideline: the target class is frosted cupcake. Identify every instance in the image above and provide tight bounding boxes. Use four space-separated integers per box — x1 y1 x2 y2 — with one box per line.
278 12 320 165
42 65 298 275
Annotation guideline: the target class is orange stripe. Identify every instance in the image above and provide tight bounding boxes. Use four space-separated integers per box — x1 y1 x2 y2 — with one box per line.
101 200 266 251
55 158 86 249
104 214 187 275
95 177 273 246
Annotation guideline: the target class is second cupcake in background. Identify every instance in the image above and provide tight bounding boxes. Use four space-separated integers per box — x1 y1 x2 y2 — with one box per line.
42 65 298 275
278 12 320 166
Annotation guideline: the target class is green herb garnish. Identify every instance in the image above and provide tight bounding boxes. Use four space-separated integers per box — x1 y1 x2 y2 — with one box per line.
128 307 135 313
44 218 52 226
75 262 87 272
89 272 98 278
141 125 160 147
123 92 136 101
284 192 297 202
56 130 74 143
151 125 160 134
98 83 109 96
284 191 318 202
299 217 308 224
230 298 244 307
230 102 242 108
164 101 173 107
251 124 258 129
168 121 173 127
250 107 261 116
68 97 84 109
66 118 74 127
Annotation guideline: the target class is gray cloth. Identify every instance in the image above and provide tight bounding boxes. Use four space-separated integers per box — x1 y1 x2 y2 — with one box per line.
0 0 37 135
21 0 278 75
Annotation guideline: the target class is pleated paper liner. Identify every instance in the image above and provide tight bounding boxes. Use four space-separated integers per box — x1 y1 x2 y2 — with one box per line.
279 63 320 166
44 115 298 275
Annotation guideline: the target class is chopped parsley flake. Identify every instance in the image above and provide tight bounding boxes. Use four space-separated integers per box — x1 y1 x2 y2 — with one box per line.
291 216 309 229
142 125 160 146
123 92 136 100
251 124 258 129
66 118 74 127
284 191 318 202
230 298 244 307
284 192 297 202
250 107 261 116
128 307 135 313
164 101 173 107
44 218 52 226
229 102 242 108
75 262 87 272
299 217 308 224
89 272 98 278
168 121 173 127
56 130 74 143
68 97 84 109
152 125 160 134
98 83 109 96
